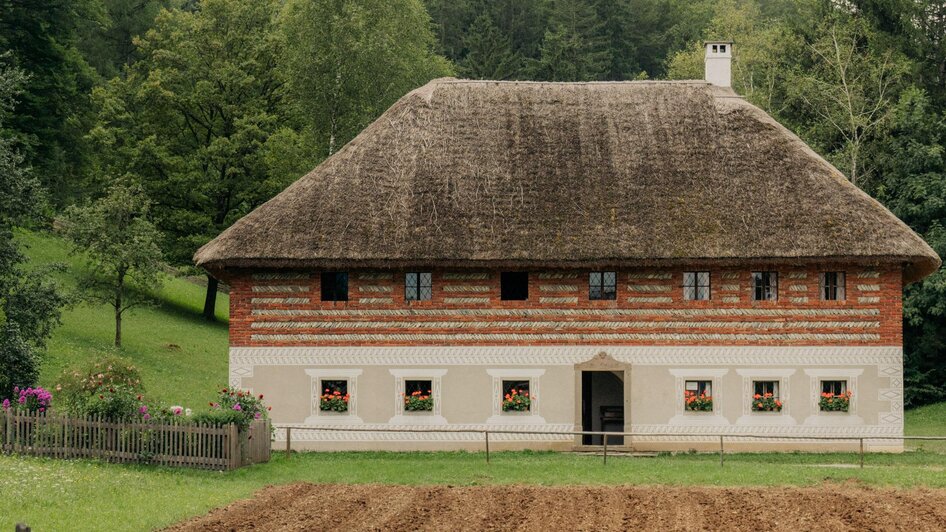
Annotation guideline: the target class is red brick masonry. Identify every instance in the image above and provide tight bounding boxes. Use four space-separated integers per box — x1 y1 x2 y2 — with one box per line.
224 266 902 348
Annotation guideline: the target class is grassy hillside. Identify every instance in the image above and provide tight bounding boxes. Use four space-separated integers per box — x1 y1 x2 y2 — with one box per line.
17 230 229 408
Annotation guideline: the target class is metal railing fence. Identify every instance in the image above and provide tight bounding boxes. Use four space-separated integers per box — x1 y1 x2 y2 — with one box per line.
276 424 946 468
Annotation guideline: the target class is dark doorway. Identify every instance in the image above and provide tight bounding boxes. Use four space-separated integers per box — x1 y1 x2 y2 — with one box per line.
581 371 624 446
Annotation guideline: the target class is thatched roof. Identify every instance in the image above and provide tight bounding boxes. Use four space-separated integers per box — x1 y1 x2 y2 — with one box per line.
195 78 940 283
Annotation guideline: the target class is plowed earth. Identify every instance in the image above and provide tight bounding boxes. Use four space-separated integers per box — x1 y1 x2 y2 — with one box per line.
168 482 946 531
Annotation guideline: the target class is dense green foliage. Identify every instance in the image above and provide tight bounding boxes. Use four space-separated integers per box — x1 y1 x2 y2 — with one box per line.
0 0 944 402
0 65 67 400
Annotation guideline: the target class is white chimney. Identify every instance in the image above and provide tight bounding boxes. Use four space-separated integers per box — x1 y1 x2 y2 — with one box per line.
704 41 733 87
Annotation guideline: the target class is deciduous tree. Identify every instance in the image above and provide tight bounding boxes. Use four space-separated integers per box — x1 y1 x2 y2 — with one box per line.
62 183 166 348
280 0 452 157
89 0 301 320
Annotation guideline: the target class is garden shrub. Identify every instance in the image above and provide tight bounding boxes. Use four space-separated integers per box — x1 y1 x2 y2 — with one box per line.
55 355 145 419
208 387 270 430
1 386 52 413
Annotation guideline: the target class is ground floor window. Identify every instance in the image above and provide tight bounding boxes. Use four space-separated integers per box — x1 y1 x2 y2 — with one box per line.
403 379 433 412
684 380 713 411
305 369 362 422
501 380 532 412
751 380 782 412
388 369 446 421
319 379 350 412
820 380 851 412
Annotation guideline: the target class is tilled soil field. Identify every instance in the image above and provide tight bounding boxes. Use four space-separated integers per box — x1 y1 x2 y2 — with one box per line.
169 482 946 531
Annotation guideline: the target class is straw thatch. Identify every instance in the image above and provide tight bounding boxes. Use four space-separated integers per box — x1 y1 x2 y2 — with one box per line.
195 78 940 283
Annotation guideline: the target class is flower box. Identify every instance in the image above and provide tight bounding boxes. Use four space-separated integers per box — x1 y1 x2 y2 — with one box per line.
501 388 532 412
751 393 783 412
403 390 434 412
319 390 350 413
684 390 713 412
819 391 852 412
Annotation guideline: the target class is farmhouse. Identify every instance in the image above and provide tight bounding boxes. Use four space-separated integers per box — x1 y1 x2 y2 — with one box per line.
195 43 941 451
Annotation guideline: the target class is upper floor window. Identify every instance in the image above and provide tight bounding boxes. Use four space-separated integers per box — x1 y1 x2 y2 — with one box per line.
820 272 846 301
589 271 616 300
751 271 778 301
500 272 529 301
320 272 348 301
683 271 710 300
405 272 432 301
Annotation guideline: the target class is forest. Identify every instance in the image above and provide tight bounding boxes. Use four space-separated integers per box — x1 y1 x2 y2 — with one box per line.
0 0 943 405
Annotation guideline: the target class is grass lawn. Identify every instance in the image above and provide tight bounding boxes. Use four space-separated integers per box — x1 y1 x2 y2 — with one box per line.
4 450 946 531
17 230 230 408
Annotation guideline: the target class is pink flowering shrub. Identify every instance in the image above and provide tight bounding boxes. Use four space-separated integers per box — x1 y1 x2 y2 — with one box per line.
192 386 269 430
56 355 144 419
1 386 52 413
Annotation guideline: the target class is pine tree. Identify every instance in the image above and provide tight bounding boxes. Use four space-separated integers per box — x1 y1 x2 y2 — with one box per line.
0 0 99 204
531 0 611 81
459 14 521 79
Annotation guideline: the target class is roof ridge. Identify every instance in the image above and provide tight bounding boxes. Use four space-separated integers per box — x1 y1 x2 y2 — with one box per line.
436 78 712 86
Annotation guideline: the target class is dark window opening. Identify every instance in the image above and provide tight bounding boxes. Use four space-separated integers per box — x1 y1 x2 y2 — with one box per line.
683 271 711 301
821 380 847 396
753 380 779 398
752 271 778 301
405 272 432 301
500 272 529 300
321 379 347 396
320 272 348 301
405 379 432 396
820 272 846 301
589 271 617 300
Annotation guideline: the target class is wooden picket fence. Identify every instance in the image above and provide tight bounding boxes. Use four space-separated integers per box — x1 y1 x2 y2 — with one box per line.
0 411 271 470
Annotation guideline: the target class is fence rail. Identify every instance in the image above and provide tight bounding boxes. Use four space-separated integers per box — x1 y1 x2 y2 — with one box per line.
1 411 271 470
278 425 946 468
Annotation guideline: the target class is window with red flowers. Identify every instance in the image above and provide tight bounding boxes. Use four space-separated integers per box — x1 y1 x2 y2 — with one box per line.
501 380 532 412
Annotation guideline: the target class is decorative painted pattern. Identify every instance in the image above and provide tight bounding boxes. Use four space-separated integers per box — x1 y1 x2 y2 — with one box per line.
230 345 902 367
251 332 881 343
442 285 491 293
251 285 309 293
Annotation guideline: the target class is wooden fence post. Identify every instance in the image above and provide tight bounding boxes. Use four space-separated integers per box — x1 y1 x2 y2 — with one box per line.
285 426 292 459
719 435 724 467
859 438 864 469
227 423 239 470
485 430 490 464
603 435 608 465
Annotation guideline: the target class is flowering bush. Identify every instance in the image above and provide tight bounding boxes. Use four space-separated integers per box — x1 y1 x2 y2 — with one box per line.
208 386 269 429
319 389 350 412
501 388 532 412
751 393 783 412
1 386 53 413
56 355 144 418
684 390 713 412
403 390 433 412
819 391 852 412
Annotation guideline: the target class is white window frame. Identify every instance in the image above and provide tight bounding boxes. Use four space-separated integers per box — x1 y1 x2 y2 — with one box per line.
736 368 795 425
487 369 545 424
388 369 447 425
804 368 863 426
669 369 728 425
304 368 363 424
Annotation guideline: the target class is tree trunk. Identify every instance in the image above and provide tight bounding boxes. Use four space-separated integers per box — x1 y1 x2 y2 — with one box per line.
203 275 219 321
114 272 124 348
